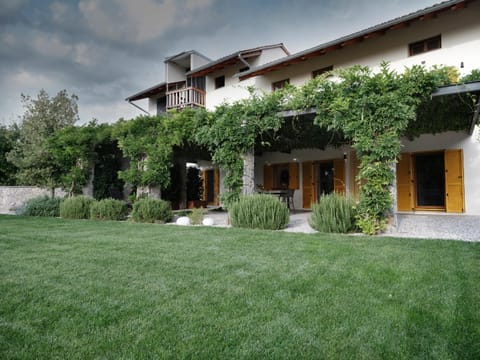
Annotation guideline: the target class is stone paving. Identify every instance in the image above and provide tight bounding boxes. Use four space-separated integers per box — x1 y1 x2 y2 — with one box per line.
193 210 480 241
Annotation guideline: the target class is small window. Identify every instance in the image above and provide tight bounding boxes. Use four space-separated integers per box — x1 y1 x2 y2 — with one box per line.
215 75 225 89
409 35 441 56
312 65 333 78
239 66 249 73
272 79 289 91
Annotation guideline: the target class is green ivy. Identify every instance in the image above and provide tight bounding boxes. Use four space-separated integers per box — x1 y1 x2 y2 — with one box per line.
111 66 478 233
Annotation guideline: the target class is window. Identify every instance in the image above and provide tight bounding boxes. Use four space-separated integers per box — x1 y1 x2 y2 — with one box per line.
312 65 333 78
156 97 166 114
239 66 249 73
409 35 441 56
214 75 225 89
272 79 289 91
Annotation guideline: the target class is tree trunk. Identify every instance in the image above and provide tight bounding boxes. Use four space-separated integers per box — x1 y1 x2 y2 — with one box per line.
242 147 255 196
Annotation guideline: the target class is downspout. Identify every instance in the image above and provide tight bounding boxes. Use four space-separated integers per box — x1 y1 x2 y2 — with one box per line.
238 52 251 70
127 100 150 115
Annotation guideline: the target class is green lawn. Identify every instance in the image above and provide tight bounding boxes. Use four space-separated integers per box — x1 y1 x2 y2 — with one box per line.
0 215 479 359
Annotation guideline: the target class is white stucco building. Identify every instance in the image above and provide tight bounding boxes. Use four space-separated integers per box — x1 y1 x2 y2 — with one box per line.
127 0 480 216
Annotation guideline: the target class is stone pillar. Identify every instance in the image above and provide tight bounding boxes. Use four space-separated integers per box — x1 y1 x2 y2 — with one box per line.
242 147 255 196
389 162 398 231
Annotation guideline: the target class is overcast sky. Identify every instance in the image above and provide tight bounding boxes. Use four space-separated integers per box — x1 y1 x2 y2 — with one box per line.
0 0 441 125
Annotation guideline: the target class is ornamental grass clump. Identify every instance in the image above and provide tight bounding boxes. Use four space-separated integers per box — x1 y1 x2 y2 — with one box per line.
188 208 204 225
131 198 173 223
229 194 290 230
90 198 128 221
20 196 63 217
309 193 357 233
60 196 95 219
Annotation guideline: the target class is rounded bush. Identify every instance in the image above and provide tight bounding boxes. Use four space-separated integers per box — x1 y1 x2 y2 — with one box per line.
21 196 63 217
309 193 357 233
131 198 173 223
60 196 95 219
229 194 290 230
90 198 128 221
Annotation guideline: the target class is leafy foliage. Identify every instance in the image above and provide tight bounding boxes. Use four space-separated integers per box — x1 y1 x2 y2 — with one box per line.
196 89 286 205
48 121 103 196
229 194 290 230
114 109 201 191
188 208 204 225
0 124 20 185
60 196 95 219
286 64 442 233
6 90 79 192
90 198 128 221
92 125 124 200
20 196 63 217
131 198 173 223
309 193 357 233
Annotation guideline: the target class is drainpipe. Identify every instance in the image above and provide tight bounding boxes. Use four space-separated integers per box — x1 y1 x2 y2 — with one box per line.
238 53 251 71
127 100 150 115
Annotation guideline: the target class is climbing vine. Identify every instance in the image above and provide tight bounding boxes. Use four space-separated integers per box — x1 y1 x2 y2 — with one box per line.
113 109 201 194
114 65 478 233
196 88 286 205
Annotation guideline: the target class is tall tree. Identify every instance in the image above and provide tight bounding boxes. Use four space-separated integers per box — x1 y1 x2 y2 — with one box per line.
48 121 100 197
0 124 20 185
7 89 79 196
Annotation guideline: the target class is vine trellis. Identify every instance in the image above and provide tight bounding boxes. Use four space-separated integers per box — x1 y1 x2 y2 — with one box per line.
117 64 479 234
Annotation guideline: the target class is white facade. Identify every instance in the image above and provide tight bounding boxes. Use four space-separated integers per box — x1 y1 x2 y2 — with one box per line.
129 0 480 214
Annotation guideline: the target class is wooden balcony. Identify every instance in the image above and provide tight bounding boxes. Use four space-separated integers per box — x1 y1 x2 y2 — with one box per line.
166 87 205 110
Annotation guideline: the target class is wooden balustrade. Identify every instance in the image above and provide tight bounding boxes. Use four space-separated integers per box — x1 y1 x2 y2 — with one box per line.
166 87 205 109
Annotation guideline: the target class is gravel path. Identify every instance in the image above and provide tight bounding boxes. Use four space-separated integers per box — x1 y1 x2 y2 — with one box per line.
190 210 480 242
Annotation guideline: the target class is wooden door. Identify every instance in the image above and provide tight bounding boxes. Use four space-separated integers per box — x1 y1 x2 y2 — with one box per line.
302 162 314 208
289 162 300 189
263 164 273 191
445 149 464 212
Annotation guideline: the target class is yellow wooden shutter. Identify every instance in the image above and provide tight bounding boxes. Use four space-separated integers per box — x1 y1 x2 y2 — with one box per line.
302 162 314 209
333 159 346 195
445 149 464 213
214 168 220 205
289 162 300 189
396 153 413 211
263 164 273 190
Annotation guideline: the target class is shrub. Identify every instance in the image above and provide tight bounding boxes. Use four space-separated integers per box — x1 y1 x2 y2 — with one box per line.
188 208 204 225
309 193 357 233
229 194 289 230
21 196 63 217
60 196 95 219
131 198 173 223
90 198 128 221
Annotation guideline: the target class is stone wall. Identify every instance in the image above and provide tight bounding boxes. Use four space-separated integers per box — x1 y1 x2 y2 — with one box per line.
0 187 68 214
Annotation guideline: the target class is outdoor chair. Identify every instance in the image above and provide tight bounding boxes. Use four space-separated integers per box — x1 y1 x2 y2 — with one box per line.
280 189 295 212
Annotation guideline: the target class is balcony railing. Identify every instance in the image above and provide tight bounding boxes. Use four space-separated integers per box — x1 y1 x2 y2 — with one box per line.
166 87 205 110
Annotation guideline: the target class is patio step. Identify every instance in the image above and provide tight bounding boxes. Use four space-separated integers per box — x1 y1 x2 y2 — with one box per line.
391 213 480 241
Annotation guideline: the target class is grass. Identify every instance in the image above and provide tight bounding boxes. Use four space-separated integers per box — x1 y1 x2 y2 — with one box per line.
0 215 479 359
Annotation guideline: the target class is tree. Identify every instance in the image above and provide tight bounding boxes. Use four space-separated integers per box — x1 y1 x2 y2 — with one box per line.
7 89 79 196
0 124 20 185
48 121 101 196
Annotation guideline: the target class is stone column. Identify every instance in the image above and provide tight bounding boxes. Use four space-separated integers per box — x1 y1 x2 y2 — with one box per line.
389 162 398 231
242 147 255 196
